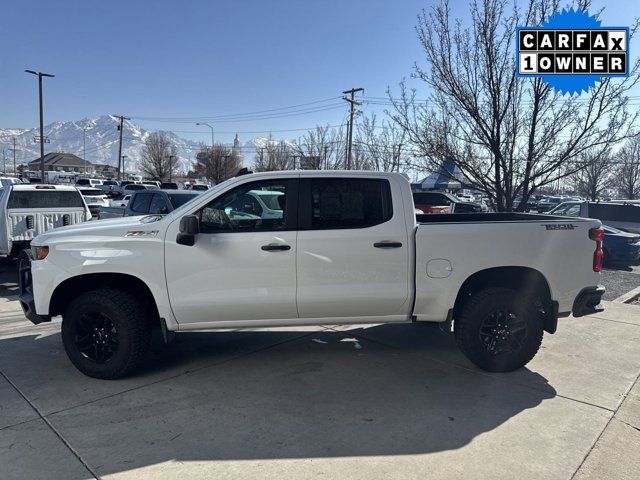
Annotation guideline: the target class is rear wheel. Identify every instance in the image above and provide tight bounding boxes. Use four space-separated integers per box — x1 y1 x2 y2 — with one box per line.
61 288 151 379
454 287 543 372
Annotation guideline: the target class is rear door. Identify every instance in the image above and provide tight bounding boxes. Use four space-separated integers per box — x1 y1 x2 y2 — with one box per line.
296 176 411 319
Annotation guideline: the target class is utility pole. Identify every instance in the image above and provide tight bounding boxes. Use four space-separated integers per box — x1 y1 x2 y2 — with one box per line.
25 70 55 182
83 126 87 174
169 155 176 182
342 87 364 170
114 115 130 180
121 155 127 180
13 137 17 175
323 145 329 170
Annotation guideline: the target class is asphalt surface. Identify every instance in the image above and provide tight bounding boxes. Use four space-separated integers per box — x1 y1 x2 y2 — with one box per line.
0 256 639 479
601 262 640 300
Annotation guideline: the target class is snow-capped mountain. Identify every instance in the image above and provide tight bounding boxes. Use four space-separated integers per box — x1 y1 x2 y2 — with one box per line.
0 115 200 173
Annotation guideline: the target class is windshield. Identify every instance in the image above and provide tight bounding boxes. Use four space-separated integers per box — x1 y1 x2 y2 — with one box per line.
167 193 199 209
8 190 85 208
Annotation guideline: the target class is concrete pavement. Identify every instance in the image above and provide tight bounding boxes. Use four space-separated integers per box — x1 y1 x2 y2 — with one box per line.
0 295 639 479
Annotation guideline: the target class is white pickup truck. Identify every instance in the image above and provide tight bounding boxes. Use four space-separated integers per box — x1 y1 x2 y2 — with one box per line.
19 171 605 379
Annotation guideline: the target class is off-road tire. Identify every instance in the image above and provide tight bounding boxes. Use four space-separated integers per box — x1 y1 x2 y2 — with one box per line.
61 288 151 379
454 287 544 372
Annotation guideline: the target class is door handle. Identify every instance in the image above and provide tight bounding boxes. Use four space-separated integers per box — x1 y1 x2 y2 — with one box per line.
374 241 403 249
261 243 291 251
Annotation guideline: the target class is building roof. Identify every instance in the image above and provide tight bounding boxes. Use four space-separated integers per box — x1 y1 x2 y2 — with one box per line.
28 152 91 168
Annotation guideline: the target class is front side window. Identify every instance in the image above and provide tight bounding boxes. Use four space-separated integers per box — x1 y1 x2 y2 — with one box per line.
130 193 152 213
199 180 291 233
308 178 392 229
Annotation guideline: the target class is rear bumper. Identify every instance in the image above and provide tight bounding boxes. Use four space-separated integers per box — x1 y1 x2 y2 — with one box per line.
572 285 605 317
18 253 51 324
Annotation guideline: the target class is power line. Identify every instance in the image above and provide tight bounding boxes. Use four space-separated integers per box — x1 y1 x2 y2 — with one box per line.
130 96 342 122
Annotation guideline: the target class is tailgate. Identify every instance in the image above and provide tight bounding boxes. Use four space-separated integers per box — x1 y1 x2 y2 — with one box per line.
8 209 87 241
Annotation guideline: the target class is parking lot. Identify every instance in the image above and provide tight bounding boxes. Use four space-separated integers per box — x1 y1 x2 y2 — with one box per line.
0 259 638 480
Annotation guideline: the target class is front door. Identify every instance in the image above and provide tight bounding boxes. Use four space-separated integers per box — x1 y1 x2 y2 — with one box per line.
165 177 298 325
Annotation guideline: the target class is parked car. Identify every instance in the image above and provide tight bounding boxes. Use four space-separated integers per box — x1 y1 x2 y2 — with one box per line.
76 178 104 188
0 177 22 190
109 195 131 207
0 184 90 257
160 182 181 190
77 187 109 218
142 181 161 188
547 201 640 233
413 191 482 214
99 189 201 219
536 196 563 213
123 183 150 194
601 225 640 265
21 171 604 379
99 180 121 197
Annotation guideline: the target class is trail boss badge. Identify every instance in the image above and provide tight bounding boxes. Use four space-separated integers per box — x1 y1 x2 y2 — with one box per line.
516 9 629 94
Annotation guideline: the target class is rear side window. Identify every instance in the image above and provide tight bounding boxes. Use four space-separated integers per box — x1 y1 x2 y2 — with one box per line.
308 178 392 229
130 193 152 214
76 179 90 186
7 190 85 209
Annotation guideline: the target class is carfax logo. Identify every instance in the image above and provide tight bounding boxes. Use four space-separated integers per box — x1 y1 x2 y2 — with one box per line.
516 9 629 94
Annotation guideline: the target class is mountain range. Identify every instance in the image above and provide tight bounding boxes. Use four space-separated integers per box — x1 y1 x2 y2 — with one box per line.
0 115 263 174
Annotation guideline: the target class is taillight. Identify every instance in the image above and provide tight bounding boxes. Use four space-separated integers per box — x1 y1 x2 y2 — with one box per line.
589 227 603 272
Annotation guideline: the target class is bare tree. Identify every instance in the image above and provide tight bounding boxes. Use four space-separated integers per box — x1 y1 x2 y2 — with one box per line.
195 143 242 185
253 136 297 171
614 137 640 199
295 125 346 170
389 0 639 211
139 132 179 181
356 113 406 172
570 153 611 200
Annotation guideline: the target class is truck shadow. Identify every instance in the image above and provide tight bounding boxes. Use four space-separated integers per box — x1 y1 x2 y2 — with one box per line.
0 321 557 475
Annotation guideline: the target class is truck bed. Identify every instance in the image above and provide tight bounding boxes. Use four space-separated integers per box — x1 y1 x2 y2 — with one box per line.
417 212 571 223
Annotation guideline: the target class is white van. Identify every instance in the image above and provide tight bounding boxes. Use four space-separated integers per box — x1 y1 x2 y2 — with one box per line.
0 184 91 256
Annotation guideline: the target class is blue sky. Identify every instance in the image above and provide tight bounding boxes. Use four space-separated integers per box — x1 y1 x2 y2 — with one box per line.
1 0 638 145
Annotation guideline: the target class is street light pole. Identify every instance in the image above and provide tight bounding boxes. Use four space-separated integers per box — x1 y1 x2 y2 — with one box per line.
196 122 214 147
25 70 55 182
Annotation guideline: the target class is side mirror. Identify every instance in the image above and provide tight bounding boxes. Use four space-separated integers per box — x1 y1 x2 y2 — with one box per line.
176 214 200 246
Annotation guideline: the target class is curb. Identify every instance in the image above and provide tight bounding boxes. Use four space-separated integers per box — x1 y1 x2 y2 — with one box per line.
613 285 640 304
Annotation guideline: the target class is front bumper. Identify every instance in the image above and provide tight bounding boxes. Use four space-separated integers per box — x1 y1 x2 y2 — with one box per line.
18 253 51 325
572 285 605 317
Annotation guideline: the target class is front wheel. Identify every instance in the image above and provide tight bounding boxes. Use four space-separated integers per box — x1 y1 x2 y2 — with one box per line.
61 288 151 379
454 287 544 372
